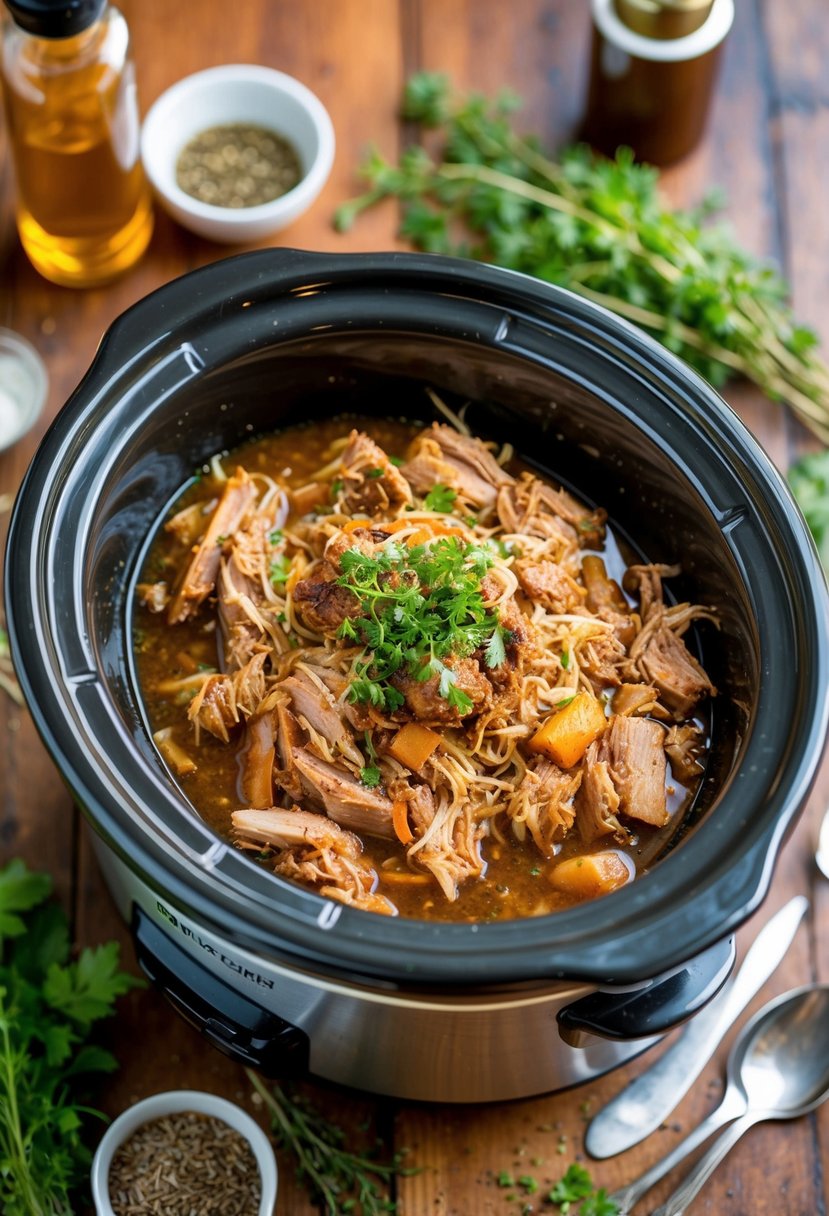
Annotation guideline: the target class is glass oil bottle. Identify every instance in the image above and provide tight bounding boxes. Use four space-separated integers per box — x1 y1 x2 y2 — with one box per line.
0 0 153 287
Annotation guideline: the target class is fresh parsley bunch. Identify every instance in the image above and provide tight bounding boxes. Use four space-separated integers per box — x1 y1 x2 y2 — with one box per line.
0 859 141 1215
336 73 829 444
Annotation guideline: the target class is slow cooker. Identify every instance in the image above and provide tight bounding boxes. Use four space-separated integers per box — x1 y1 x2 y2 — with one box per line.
6 250 828 1102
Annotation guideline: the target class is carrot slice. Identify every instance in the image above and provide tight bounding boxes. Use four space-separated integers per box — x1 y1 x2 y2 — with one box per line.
392 799 414 845
549 851 632 900
388 722 442 771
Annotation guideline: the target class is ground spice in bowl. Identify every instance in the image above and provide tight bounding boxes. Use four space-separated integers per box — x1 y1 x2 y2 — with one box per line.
107 1110 262 1215
175 124 302 208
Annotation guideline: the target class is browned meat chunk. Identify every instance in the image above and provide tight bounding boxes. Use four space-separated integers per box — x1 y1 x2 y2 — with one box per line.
292 563 359 636
515 558 586 614
498 472 605 548
291 748 395 839
402 423 513 511
167 469 256 624
338 430 412 516
188 652 268 742
391 657 492 726
635 625 715 717
605 715 668 827
505 757 581 855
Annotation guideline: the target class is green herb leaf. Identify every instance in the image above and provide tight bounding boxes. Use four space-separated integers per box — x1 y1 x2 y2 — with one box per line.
360 766 381 787
338 74 829 447
269 554 291 588
337 535 496 715
0 859 139 1215
484 624 507 668
789 449 829 573
424 483 457 513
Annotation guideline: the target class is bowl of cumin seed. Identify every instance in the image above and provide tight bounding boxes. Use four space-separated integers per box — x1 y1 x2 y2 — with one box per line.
90 1090 277 1216
140 64 335 243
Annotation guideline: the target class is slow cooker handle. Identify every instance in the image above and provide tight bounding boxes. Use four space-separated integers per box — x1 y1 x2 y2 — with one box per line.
556 934 735 1045
133 907 309 1077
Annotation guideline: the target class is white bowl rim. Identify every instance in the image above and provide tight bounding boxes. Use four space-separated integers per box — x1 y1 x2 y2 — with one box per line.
140 63 335 225
0 326 48 452
89 1088 278 1215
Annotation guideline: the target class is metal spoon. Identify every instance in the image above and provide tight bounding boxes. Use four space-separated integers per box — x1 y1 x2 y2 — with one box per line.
816 805 829 879
611 983 829 1216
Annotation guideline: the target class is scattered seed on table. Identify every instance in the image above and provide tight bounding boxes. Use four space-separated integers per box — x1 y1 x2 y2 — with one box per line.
107 1110 262 1215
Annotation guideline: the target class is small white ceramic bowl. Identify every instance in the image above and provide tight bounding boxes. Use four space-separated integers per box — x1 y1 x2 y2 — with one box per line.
0 327 48 453
141 64 335 243
90 1089 278 1215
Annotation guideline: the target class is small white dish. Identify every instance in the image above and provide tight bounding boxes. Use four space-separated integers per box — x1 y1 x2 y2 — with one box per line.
90 1088 278 1215
141 64 335 243
0 327 48 453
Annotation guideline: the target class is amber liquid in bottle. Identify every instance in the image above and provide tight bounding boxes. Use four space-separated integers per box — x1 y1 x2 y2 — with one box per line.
1 8 153 287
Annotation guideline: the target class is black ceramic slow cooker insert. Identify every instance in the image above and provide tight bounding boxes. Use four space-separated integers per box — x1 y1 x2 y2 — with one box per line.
6 250 828 1102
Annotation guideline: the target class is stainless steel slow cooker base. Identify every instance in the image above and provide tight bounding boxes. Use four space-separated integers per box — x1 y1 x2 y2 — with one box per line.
95 842 659 1103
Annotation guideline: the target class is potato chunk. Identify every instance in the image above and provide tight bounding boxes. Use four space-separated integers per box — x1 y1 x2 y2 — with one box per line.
549 850 632 900
528 691 607 768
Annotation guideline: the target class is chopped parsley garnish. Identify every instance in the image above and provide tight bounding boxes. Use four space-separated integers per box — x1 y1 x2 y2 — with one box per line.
269 554 291 588
360 766 381 787
335 536 503 713
548 1164 619 1215
389 455 404 466
366 466 385 479
330 478 344 500
561 650 570 670
269 528 284 544
424 483 457 513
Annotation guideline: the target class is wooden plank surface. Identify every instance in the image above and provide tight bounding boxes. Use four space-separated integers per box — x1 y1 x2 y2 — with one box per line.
1 2 828 1214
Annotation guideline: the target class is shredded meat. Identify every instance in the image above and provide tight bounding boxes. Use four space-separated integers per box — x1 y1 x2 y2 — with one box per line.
239 707 278 809
575 740 626 843
402 423 513 512
407 798 484 900
634 624 715 718
605 715 668 827
281 667 363 766
497 472 606 549
339 430 412 516
167 469 256 624
232 807 395 915
291 748 395 839
506 757 581 855
188 653 268 743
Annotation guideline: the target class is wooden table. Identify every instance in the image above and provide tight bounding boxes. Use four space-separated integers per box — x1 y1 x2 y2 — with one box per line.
2 2 828 1212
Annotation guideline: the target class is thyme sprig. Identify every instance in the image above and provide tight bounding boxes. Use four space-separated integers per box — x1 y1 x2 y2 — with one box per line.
247 1071 413 1216
336 73 829 444
335 536 501 714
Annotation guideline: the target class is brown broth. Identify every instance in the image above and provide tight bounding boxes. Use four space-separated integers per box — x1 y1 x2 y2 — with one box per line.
133 416 701 922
